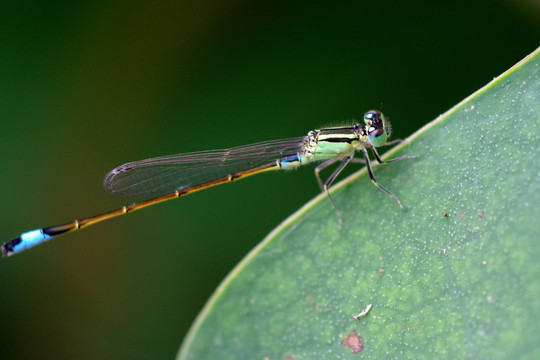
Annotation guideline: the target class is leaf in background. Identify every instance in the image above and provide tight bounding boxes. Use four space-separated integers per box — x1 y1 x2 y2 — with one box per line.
178 47 540 359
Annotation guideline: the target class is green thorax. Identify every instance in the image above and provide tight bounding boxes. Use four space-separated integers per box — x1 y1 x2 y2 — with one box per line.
303 124 369 162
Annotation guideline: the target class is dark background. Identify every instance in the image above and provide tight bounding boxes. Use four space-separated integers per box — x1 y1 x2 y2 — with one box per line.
1 1 538 359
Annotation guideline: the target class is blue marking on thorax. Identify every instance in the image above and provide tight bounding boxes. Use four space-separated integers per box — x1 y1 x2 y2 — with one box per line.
15 229 53 253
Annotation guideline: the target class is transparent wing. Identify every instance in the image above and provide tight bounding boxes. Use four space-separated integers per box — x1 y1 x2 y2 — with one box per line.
103 137 308 198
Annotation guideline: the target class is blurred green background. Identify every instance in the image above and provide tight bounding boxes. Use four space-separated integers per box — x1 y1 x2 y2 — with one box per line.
1 1 538 359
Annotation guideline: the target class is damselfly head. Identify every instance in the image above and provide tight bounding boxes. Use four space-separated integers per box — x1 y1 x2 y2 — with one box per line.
364 110 390 147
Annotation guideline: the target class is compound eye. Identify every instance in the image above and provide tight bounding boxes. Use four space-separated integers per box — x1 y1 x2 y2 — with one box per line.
368 126 387 147
368 126 384 138
364 110 381 125
364 110 388 147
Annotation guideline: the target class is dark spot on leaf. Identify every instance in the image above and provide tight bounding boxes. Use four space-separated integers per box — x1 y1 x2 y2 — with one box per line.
479 212 484 218
341 330 363 353
306 294 317 307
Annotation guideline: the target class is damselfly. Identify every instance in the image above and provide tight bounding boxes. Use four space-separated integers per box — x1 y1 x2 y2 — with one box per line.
3 110 415 257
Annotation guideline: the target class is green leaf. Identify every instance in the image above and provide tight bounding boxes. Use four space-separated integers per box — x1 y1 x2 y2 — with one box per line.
177 47 540 359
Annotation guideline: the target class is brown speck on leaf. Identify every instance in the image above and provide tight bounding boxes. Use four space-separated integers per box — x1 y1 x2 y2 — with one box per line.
306 294 317 307
285 357 293 360
443 212 448 217
460 213 465 220
341 330 363 354
479 212 485 219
